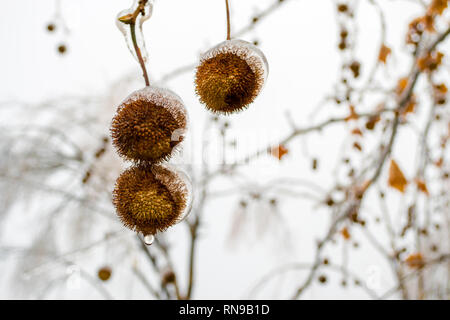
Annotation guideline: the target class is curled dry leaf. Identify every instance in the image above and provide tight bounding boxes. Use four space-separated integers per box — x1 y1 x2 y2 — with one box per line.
427 0 448 15
415 179 429 195
417 51 444 72
341 227 351 240
378 44 392 64
423 14 436 32
345 105 359 121
271 145 288 160
405 253 424 269
407 17 425 46
402 94 417 115
388 159 408 193
396 77 409 96
353 142 363 152
365 115 380 130
351 128 363 136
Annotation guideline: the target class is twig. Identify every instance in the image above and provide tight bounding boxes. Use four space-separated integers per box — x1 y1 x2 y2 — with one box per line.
132 266 161 299
118 0 150 86
225 0 231 40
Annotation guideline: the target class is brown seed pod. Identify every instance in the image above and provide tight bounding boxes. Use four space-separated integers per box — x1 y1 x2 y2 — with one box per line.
195 39 268 114
98 266 112 281
57 44 67 55
161 269 176 285
111 87 187 163
46 23 56 32
113 164 192 236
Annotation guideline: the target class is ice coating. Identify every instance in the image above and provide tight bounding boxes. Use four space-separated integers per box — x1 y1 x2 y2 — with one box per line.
111 86 189 163
200 39 269 90
171 167 193 222
119 86 188 135
152 164 193 224
115 0 154 63
113 164 192 237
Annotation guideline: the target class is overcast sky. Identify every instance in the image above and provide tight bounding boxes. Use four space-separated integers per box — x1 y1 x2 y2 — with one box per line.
1 0 440 299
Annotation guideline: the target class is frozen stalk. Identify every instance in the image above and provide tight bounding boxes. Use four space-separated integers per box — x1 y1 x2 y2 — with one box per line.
116 0 154 63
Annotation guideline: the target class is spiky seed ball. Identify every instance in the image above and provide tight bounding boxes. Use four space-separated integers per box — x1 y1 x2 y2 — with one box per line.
113 164 191 236
46 23 56 32
195 39 268 114
111 87 187 163
57 44 67 55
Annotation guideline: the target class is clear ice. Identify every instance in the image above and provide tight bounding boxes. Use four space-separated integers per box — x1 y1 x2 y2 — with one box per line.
116 0 154 63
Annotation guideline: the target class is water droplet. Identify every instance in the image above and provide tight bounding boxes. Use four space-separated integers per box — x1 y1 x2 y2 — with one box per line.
144 234 154 245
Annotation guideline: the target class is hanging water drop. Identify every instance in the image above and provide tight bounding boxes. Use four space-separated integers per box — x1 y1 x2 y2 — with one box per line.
144 234 155 245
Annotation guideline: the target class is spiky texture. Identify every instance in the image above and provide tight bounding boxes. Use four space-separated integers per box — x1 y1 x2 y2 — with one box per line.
195 39 268 114
113 164 189 236
111 87 187 163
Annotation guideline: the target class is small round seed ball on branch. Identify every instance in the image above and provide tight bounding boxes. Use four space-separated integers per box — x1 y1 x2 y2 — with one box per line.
195 39 268 114
111 87 188 163
97 266 112 281
113 164 192 236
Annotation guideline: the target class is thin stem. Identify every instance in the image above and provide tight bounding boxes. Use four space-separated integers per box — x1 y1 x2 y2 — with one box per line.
118 0 150 86
132 266 161 299
225 0 231 40
186 216 199 299
130 23 150 86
